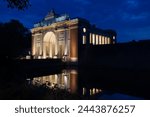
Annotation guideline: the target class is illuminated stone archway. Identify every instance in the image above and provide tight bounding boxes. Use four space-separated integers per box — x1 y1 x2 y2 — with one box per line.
43 32 58 58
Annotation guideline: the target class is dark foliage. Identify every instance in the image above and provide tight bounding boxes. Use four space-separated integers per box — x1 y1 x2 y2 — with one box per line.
0 20 31 59
0 81 82 100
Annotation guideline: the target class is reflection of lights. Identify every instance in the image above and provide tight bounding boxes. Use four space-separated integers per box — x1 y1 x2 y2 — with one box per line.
93 88 96 95
32 70 72 89
62 70 68 76
51 83 55 87
62 55 68 62
83 87 103 96
83 88 86 95
64 75 68 88
54 75 58 84
62 70 70 89
31 69 77 93
70 69 77 74
96 89 99 93
90 89 92 96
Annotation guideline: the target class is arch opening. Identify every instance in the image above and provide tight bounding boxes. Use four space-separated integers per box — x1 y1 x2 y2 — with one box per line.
43 32 58 58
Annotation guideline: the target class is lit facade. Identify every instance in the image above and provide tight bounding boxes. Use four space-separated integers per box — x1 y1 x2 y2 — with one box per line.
31 10 117 62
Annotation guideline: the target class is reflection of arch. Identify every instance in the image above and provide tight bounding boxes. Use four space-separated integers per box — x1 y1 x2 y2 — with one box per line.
43 32 58 58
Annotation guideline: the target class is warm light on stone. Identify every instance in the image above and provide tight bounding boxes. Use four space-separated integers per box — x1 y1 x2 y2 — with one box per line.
31 10 116 61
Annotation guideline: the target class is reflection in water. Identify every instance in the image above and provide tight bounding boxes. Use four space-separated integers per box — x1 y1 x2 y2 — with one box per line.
83 87 102 96
90 88 102 96
31 69 102 97
32 69 78 93
27 69 143 99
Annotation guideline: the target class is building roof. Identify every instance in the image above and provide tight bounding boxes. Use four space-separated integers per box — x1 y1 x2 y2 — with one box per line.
34 10 69 28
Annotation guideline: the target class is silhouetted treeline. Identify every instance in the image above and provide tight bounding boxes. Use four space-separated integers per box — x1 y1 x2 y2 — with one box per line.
79 40 150 70
0 19 31 60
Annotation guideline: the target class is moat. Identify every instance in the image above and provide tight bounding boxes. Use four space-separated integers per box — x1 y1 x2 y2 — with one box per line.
29 68 146 100
1 60 149 100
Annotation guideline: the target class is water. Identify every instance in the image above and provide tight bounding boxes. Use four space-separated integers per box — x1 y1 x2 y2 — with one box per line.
1 63 148 99
26 68 145 100
31 69 78 94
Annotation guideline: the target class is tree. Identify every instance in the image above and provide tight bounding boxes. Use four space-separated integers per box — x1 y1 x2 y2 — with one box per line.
3 0 30 10
0 20 31 59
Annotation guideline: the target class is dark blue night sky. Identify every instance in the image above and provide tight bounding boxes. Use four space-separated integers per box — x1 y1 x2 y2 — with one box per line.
0 0 150 42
